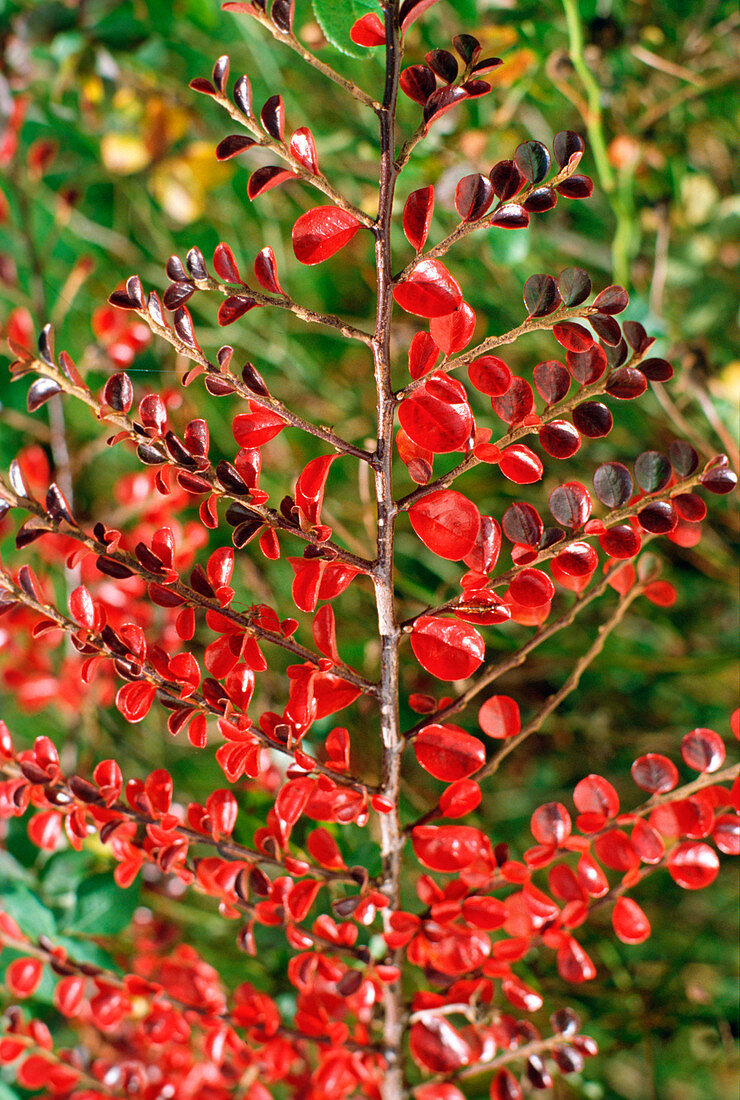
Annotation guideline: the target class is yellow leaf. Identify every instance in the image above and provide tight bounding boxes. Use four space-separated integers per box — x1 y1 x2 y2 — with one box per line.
100 132 151 175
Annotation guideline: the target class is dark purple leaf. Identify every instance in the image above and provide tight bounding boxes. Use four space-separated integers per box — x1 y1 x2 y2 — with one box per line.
189 77 217 96
572 401 612 438
164 431 197 467
524 186 557 213
271 0 294 34
185 248 208 281
27 377 61 412
590 313 622 345
489 160 525 200
216 134 257 160
556 175 593 199
539 420 581 459
567 345 606 384
242 361 270 396
108 289 138 310
668 440 699 477
557 267 591 306
45 483 74 524
634 450 672 492
605 367 647 400
233 75 253 117
638 357 673 382
216 460 250 495
9 459 29 497
212 54 230 94
173 307 198 348
166 255 188 282
549 483 592 529
553 130 585 168
638 500 677 534
455 174 494 222
514 141 550 184
452 34 481 65
103 372 134 413
261 94 285 140
605 337 630 368
594 462 633 507
233 516 264 547
96 555 135 579
502 502 543 547
399 65 436 105
461 79 491 99
247 165 297 199
125 275 145 308
623 321 653 354
136 441 167 466
490 203 529 229
163 282 196 310
38 323 55 366
593 285 629 314
425 49 457 83
533 360 570 404
523 274 561 317
700 461 737 495
470 57 502 75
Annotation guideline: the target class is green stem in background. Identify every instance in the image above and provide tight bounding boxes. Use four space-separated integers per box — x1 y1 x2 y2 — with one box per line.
561 0 614 193
561 0 640 286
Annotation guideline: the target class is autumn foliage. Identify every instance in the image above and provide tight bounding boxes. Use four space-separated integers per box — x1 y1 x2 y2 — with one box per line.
0 2 737 1099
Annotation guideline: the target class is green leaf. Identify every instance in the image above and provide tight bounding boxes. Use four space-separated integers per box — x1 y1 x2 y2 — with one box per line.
311 0 382 58
65 872 140 936
1 883 57 938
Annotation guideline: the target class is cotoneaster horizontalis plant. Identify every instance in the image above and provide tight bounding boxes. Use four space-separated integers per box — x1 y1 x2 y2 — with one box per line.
0 2 737 1099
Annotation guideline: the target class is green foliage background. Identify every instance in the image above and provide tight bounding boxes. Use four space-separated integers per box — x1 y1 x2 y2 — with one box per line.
0 1 737 1097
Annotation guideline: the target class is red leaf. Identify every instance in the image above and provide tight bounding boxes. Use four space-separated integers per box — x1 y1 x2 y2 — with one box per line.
116 681 157 723
508 568 554 608
411 824 484 872
254 246 285 294
289 127 319 173
409 489 480 560
398 376 473 453
439 779 482 817
294 453 338 525
531 801 572 845
218 295 257 325
468 355 512 397
247 165 298 200
213 242 240 282
667 841 719 889
499 444 543 484
350 13 385 47
400 0 442 36
403 186 435 251
681 728 725 773
69 585 96 629
233 403 286 447
410 616 484 680
478 695 520 739
429 301 476 355
292 206 362 265
612 897 650 943
631 753 678 794
393 260 463 318
312 605 340 663
414 724 486 780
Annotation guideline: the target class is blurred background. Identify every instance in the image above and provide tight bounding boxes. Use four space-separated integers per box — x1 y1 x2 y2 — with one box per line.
0 1 737 1097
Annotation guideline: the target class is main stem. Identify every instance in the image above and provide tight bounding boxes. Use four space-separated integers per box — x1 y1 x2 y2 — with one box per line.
372 6 405 1098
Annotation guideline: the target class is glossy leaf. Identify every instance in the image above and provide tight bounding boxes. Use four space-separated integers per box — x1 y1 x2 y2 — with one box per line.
409 490 481 560
394 260 463 318
414 724 486 780
292 206 361 265
410 616 485 680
